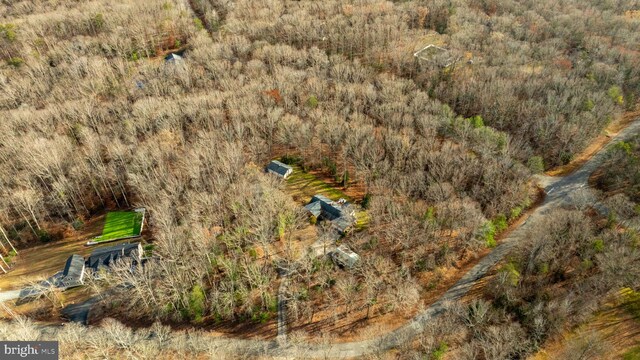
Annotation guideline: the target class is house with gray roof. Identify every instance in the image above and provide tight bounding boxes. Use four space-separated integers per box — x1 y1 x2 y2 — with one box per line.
304 194 356 234
60 254 85 288
266 160 293 179
87 242 142 272
17 254 85 303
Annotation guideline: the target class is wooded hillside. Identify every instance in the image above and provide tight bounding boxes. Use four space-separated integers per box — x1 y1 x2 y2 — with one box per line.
0 0 638 351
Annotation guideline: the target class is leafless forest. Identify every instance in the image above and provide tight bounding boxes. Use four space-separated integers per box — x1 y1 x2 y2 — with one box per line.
0 0 639 357
594 134 640 202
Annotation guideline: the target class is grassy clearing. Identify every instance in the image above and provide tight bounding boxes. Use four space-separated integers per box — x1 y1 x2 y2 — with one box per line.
285 165 370 233
93 211 143 243
622 288 640 319
355 211 370 230
286 165 351 203
0 215 134 291
625 346 640 360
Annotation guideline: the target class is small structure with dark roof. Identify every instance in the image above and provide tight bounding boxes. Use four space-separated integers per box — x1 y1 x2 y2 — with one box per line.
266 160 293 179
60 254 85 288
304 194 356 234
86 243 143 273
165 52 183 63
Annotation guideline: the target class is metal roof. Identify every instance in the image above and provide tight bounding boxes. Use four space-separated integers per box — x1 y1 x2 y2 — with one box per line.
266 160 293 177
304 201 322 218
332 245 360 268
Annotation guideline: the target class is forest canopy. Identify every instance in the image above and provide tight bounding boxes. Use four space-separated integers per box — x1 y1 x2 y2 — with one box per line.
0 0 638 346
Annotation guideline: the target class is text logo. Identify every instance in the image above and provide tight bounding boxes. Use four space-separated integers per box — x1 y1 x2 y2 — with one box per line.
0 341 58 360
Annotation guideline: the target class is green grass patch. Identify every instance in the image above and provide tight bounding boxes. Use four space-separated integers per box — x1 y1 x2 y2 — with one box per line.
624 346 640 360
143 244 155 257
432 341 448 360
621 288 640 319
355 211 370 230
3 250 16 264
94 211 143 243
286 165 351 203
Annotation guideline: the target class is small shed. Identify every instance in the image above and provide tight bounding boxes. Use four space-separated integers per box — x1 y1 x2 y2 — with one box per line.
60 254 85 288
331 245 360 268
266 160 293 179
165 53 183 63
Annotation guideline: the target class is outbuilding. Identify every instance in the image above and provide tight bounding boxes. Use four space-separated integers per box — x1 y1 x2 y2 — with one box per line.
331 245 360 268
266 160 293 179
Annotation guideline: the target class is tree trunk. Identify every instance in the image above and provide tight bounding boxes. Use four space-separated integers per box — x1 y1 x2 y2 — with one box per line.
0 226 18 254
27 204 41 230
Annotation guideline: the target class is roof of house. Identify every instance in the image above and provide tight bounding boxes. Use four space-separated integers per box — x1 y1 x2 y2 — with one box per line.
332 216 354 233
305 195 356 234
90 243 141 257
63 254 85 280
266 160 293 177
87 243 142 272
307 195 349 220
304 201 323 218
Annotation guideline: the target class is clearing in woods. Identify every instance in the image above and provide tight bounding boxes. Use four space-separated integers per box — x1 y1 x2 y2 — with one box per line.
0 214 131 291
284 165 369 229
285 165 352 204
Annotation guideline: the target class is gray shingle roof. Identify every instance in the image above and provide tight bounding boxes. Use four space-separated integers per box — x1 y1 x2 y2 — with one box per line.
304 201 322 218
63 254 84 278
305 195 355 234
61 254 85 288
308 195 345 220
332 217 353 233
266 160 293 178
87 243 142 272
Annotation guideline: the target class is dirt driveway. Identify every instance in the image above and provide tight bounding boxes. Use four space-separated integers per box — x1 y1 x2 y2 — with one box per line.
0 214 137 291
